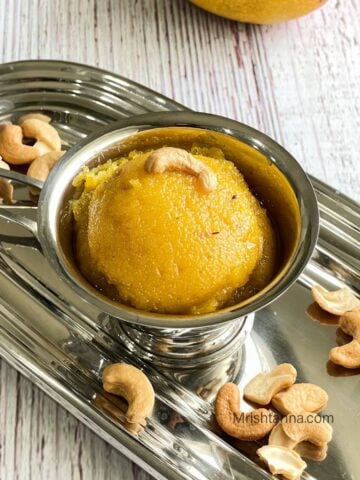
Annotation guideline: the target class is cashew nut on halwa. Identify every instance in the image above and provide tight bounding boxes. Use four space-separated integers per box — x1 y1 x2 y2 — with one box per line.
0 118 61 164
215 383 276 441
144 147 217 193
102 363 155 426
257 445 307 480
244 363 297 405
27 150 64 195
311 284 360 315
330 308 360 368
272 383 328 415
0 158 13 202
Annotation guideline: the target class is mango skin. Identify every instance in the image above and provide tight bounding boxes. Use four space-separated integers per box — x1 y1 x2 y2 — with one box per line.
190 0 327 24
72 149 276 315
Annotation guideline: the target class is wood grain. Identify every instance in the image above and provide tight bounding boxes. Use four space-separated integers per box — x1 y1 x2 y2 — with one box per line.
0 0 359 479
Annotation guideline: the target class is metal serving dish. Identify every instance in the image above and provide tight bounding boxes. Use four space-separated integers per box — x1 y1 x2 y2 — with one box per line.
0 111 318 365
0 61 359 480
1 112 318 331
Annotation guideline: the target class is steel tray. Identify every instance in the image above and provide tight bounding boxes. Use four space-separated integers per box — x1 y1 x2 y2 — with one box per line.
0 60 359 480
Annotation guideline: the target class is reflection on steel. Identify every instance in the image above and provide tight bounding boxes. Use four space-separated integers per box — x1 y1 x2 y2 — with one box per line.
0 60 359 480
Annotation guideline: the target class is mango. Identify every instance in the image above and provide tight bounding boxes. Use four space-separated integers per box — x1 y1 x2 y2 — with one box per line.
190 0 327 24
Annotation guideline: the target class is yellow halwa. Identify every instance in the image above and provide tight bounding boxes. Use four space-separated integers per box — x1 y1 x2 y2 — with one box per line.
71 147 277 314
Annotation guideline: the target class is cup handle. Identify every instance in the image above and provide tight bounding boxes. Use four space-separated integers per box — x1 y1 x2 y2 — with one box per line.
0 208 38 239
0 167 43 190
0 167 41 240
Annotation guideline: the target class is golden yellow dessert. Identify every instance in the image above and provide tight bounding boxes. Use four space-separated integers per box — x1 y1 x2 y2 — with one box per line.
71 144 277 315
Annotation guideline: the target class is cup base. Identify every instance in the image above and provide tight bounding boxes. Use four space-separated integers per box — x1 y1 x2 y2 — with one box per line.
116 314 254 369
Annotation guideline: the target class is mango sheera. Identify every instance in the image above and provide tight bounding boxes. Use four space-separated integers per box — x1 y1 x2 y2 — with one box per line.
71 146 277 315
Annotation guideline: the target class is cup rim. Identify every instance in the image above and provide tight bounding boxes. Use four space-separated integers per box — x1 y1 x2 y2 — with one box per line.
38 111 319 329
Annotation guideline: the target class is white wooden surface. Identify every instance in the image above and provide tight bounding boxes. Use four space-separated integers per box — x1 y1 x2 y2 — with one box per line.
0 0 359 478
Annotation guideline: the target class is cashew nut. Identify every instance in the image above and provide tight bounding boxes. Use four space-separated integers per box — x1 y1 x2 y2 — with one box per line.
20 118 61 152
312 284 360 315
144 147 217 192
244 363 297 405
338 308 360 341
0 119 61 164
269 422 329 461
257 445 307 480
272 383 328 415
102 363 155 426
0 158 13 203
269 422 297 449
330 340 360 369
92 393 142 434
295 441 328 462
27 150 64 195
281 413 333 447
0 124 41 164
330 308 360 368
214 383 276 441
